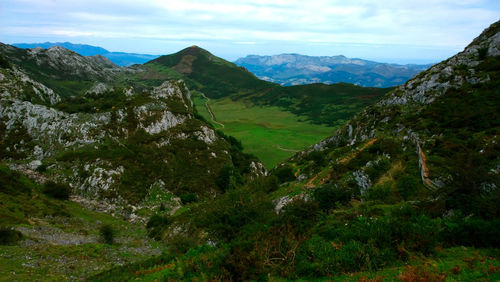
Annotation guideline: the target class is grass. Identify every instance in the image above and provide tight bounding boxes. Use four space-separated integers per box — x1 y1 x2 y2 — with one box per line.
0 198 165 281
0 163 165 280
193 94 334 168
331 247 500 281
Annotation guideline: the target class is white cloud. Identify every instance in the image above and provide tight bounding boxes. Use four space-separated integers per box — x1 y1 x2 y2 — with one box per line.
1 0 498 62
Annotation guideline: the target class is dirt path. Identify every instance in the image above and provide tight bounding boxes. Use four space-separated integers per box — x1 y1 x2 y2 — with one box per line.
338 138 377 164
276 145 299 153
199 92 225 128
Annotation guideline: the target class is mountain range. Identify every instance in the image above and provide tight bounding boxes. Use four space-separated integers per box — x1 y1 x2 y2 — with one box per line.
235 53 432 87
13 42 160 66
14 42 430 87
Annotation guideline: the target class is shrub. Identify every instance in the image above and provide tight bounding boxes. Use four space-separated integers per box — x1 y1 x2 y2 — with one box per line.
0 54 11 69
99 224 115 244
0 227 22 245
280 199 319 232
247 175 279 193
180 192 198 204
296 235 394 277
307 151 326 166
216 165 242 192
365 182 393 203
396 174 419 200
312 184 352 211
274 165 295 183
146 214 170 240
194 188 273 243
42 181 71 200
442 217 500 248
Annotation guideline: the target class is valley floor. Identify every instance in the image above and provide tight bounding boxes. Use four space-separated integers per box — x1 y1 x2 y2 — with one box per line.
192 93 334 168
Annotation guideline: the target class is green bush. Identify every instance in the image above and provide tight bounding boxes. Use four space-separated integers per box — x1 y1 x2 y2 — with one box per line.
42 181 70 200
146 214 170 240
247 175 279 193
280 199 319 232
180 192 198 204
307 151 326 166
216 165 242 192
194 188 273 243
0 227 22 245
312 184 352 211
0 54 11 69
296 235 394 277
274 165 295 183
99 224 115 244
365 158 391 181
442 217 500 248
365 182 393 202
395 174 419 200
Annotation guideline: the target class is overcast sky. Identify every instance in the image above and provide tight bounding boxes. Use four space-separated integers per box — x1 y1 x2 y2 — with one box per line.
1 0 498 63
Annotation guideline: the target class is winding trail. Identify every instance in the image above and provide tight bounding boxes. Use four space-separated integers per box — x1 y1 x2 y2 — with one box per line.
276 145 299 153
199 92 225 128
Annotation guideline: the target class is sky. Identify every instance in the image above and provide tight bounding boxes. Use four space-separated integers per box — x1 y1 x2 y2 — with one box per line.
1 0 499 64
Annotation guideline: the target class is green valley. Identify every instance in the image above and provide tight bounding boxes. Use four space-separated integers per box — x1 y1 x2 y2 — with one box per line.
0 17 499 282
193 94 334 167
143 46 391 167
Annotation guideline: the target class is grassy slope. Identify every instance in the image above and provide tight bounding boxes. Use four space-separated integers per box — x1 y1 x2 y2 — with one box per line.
0 164 164 280
192 94 334 168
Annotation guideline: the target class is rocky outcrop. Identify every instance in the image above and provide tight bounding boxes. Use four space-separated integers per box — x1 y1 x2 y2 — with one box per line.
0 57 232 211
381 23 498 106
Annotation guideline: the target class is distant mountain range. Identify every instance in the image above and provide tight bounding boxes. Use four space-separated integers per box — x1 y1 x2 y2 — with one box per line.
235 54 433 87
12 42 160 66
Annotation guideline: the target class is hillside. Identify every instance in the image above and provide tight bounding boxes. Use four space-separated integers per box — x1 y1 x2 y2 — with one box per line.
235 53 431 87
13 42 160 66
0 164 165 280
93 20 500 281
146 46 273 99
144 46 391 166
0 43 262 216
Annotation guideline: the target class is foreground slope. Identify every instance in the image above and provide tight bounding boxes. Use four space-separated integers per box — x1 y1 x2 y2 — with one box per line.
0 164 164 280
93 21 500 281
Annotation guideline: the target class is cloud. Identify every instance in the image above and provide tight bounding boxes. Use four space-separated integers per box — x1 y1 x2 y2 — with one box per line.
1 0 499 62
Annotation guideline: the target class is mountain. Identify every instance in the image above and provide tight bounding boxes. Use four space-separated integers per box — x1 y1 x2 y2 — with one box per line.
235 53 432 87
13 42 160 66
0 43 262 215
91 21 500 281
146 45 273 99
146 46 392 126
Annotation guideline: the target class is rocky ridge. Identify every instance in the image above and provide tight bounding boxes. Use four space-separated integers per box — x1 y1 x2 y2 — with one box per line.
0 44 259 220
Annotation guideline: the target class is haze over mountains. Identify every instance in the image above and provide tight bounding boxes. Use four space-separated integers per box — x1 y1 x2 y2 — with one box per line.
235 54 432 87
14 42 430 87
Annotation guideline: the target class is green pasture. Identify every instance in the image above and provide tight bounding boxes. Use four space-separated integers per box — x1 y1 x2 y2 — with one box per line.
193 94 334 168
